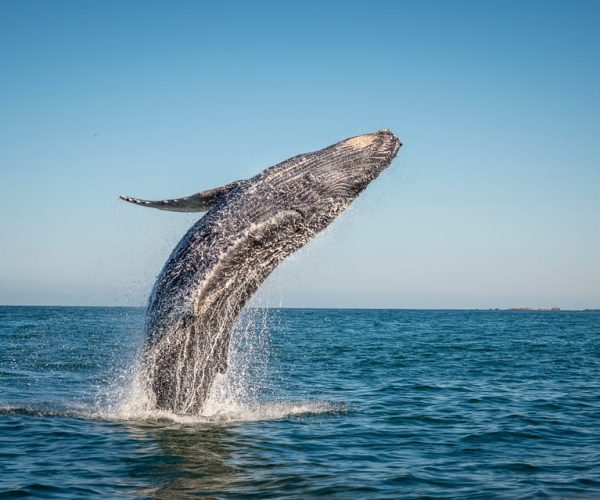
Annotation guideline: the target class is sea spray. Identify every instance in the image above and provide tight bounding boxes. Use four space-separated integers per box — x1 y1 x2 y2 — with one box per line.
94 306 342 424
111 307 273 421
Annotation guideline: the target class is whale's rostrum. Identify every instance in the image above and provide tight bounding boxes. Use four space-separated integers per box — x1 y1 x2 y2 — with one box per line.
121 129 402 414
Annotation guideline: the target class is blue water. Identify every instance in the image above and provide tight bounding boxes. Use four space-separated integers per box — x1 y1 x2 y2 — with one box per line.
1 307 599 498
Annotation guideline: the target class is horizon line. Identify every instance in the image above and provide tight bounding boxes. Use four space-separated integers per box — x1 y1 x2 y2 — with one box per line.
0 304 598 312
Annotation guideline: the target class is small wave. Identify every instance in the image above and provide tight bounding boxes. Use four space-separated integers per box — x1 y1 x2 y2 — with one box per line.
0 405 83 419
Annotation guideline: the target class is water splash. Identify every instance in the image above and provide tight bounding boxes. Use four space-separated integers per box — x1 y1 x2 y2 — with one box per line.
97 307 343 425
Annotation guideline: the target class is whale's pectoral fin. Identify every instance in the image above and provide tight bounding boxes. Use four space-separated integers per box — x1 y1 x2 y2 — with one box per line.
120 181 242 212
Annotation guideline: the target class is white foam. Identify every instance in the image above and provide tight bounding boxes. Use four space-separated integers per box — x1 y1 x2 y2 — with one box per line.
94 308 344 426
99 398 342 425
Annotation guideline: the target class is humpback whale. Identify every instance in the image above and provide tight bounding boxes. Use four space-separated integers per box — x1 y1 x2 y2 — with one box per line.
121 129 402 414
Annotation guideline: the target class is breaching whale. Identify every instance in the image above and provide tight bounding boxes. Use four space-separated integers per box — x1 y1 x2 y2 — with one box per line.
121 129 402 414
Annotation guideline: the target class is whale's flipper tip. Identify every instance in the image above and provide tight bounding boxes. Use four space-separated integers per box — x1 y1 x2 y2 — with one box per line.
120 195 140 203
120 194 154 207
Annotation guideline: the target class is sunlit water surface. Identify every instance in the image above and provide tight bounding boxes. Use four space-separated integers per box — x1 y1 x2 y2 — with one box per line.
1 307 599 498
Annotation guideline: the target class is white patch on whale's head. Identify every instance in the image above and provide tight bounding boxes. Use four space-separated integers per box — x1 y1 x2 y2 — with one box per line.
343 133 378 149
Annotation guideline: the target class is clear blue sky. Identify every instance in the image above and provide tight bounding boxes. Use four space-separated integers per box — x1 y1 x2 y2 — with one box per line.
0 0 598 308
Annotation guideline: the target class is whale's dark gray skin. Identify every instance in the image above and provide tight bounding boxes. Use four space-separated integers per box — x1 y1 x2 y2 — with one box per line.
121 129 402 414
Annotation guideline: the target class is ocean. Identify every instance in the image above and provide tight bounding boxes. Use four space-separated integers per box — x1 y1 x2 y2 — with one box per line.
0 306 599 498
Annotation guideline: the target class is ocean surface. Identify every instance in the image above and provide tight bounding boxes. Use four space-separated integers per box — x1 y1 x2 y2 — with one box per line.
0 307 599 498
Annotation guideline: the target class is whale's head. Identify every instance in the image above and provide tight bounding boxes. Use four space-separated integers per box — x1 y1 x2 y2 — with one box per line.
306 128 400 197
259 129 402 230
